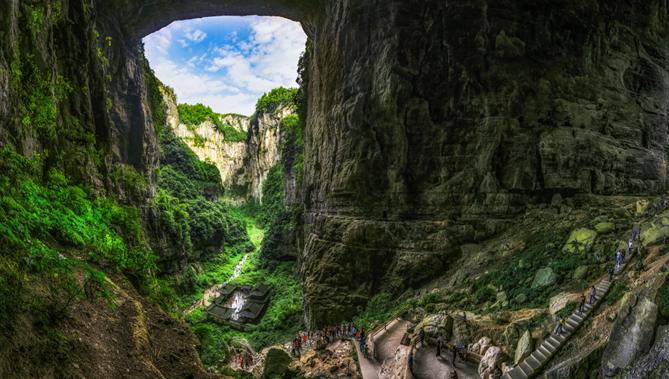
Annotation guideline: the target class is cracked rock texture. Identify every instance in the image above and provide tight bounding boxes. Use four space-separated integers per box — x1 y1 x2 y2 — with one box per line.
3 0 669 331
300 0 669 325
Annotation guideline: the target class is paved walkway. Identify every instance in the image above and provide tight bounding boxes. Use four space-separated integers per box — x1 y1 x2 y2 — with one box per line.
502 230 637 379
355 341 381 379
375 320 410 363
354 319 411 379
412 346 479 379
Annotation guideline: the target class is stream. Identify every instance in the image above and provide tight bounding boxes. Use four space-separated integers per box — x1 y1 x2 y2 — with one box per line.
183 253 250 317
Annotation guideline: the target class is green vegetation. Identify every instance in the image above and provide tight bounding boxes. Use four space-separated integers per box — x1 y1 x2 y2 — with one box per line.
177 103 248 142
159 127 222 198
468 227 607 311
353 292 414 331
142 51 168 134
0 146 165 365
255 87 298 114
605 282 627 306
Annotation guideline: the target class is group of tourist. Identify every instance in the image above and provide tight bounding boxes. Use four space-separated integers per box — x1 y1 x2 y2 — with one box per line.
290 322 368 357
555 226 642 335
233 352 254 370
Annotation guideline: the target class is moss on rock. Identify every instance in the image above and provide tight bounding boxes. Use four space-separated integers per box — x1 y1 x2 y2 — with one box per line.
562 228 597 253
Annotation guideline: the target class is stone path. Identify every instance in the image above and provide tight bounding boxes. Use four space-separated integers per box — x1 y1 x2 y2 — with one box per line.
354 340 381 379
354 319 411 379
502 245 634 379
375 320 410 364
412 346 479 379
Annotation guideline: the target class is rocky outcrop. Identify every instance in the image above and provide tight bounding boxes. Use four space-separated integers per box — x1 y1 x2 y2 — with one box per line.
161 87 294 203
623 325 669 379
601 295 658 377
4 0 669 339
300 0 669 326
242 104 296 202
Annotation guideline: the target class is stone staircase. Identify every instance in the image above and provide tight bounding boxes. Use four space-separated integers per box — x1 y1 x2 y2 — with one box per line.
502 259 630 379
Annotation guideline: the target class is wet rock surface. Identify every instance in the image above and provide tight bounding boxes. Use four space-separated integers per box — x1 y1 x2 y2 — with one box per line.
601 295 658 377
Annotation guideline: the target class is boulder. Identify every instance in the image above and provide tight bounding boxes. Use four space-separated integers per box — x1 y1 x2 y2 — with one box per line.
471 337 492 356
622 325 669 379
415 313 453 341
549 292 580 315
262 348 293 379
640 222 669 246
594 222 615 234
562 228 597 253
514 330 533 365
573 265 589 280
531 267 557 288
478 345 503 378
601 296 657 377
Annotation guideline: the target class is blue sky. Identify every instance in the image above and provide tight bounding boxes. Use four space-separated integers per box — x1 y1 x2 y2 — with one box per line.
143 16 306 115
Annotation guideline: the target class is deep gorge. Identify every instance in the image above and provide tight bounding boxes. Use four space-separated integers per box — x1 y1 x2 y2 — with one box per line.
2 0 669 378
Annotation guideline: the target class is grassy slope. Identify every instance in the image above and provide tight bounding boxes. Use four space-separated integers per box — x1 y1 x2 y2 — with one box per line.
182 207 303 368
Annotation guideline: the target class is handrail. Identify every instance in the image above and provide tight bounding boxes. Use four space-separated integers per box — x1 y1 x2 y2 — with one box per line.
368 317 401 362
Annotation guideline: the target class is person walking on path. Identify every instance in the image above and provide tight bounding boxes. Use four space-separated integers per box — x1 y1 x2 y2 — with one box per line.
578 294 586 313
589 285 597 304
609 265 615 281
452 345 457 368
616 250 622 269
554 318 564 335
408 350 415 373
419 328 426 348
436 334 444 357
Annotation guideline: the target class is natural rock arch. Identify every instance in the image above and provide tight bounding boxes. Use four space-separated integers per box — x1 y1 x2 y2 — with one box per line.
99 0 669 328
4 0 666 329
102 0 319 42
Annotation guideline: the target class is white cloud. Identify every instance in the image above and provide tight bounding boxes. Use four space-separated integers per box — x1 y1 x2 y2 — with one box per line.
185 29 207 43
144 27 172 55
143 16 306 115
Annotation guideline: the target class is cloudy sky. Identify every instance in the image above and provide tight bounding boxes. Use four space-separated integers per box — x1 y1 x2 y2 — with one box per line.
143 16 306 116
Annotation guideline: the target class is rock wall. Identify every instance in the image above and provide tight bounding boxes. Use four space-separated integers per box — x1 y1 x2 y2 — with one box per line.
243 104 296 202
4 0 669 332
300 0 669 326
0 0 159 200
161 89 250 200
161 87 295 203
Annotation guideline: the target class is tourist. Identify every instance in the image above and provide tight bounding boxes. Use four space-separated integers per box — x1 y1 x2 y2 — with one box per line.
609 265 615 281
616 250 622 269
408 350 414 372
419 328 425 348
578 294 586 313
351 325 357 338
554 318 564 335
589 286 597 304
452 345 457 368
436 334 444 357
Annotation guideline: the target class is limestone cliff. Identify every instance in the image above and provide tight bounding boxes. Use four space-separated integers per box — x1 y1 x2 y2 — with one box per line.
300 0 669 326
161 89 250 201
161 87 296 204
